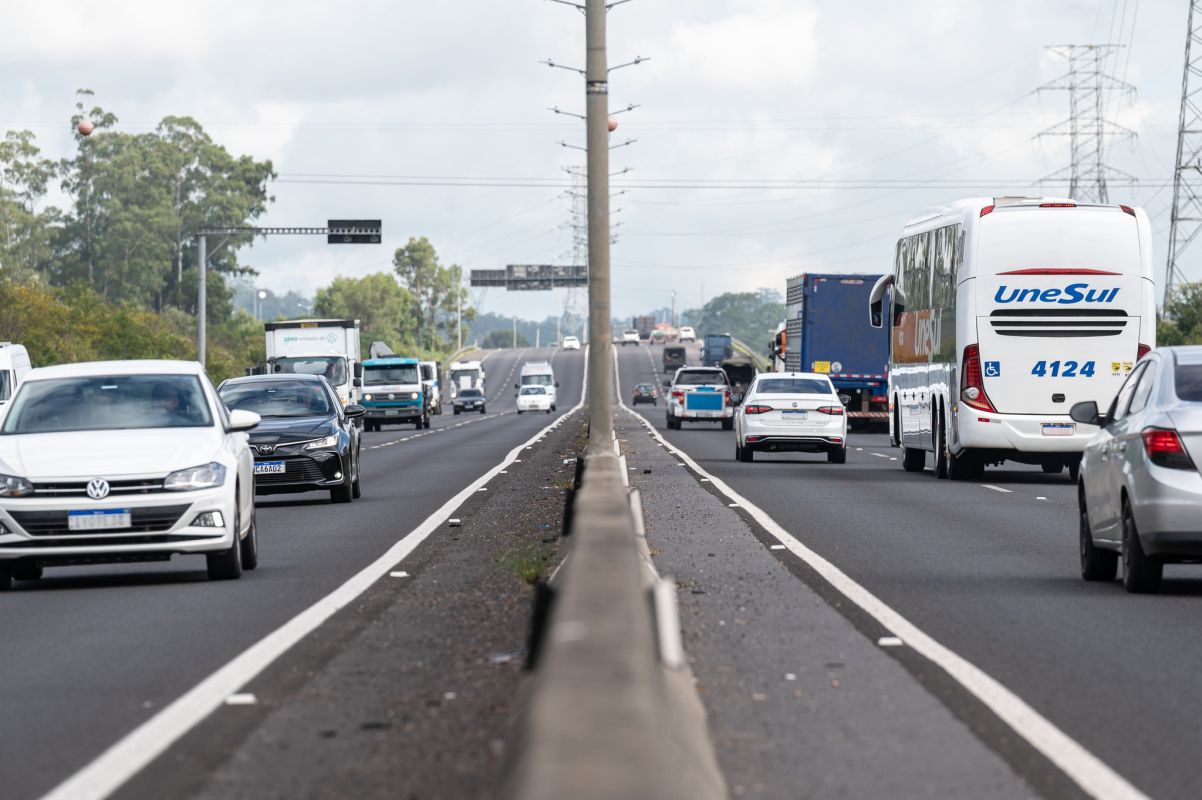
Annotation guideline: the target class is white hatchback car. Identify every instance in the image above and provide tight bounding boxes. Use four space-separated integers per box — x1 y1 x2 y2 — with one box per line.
0 360 260 589
516 385 554 414
734 373 848 463
561 336 581 351
678 326 696 342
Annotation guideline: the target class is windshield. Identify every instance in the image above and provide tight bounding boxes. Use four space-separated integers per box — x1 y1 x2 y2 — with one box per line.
1176 361 1202 402
220 380 333 418
459 389 483 398
272 356 347 386
451 369 479 382
756 378 833 395
676 371 727 386
365 365 419 385
3 374 212 434
520 386 546 395
0 371 10 403
521 374 553 386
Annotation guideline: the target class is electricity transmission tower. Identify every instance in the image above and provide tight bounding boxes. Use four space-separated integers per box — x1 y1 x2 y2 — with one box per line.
1167 1 1202 300
1037 44 1135 203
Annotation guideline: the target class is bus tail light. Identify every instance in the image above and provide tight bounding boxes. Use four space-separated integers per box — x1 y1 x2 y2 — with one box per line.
743 404 773 415
1120 205 1136 217
1141 428 1196 470
817 406 845 416
1137 343 1151 360
980 205 995 217
961 344 996 413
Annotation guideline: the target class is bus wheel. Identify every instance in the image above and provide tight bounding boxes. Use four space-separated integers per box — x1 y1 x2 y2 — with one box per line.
902 447 925 472
934 412 949 479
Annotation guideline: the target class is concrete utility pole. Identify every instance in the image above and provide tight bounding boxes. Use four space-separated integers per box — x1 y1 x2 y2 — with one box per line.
197 235 207 365
585 0 614 451
513 316 518 349
457 279 463 351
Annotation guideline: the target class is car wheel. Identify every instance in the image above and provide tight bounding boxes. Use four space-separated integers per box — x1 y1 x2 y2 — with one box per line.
352 450 363 499
1068 461 1080 482
902 447 926 472
1122 500 1161 593
517 409 523 415
454 408 461 415
331 459 354 504
828 447 847 464
240 508 259 571
206 504 244 581
480 407 486 414
423 415 431 429
0 562 12 591
721 417 734 431
1042 463 1062 474
1079 493 1116 581
738 442 754 462
13 561 43 581
552 404 557 411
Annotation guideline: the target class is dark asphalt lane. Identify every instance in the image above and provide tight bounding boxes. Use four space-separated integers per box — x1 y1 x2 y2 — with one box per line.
1 346 583 800
619 341 1202 800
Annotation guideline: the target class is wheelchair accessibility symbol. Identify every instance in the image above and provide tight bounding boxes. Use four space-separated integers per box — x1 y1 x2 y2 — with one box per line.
983 361 1001 378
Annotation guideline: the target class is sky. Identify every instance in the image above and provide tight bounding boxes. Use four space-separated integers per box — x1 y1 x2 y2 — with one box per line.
0 0 1190 322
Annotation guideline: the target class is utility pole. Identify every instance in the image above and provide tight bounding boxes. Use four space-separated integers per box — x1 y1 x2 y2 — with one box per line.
513 316 518 349
197 235 207 365
457 278 463 351
585 0 613 451
671 289 676 328
1167 1 1202 301
1036 44 1135 203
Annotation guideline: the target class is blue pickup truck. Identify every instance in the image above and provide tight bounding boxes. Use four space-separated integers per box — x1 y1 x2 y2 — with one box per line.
360 357 429 431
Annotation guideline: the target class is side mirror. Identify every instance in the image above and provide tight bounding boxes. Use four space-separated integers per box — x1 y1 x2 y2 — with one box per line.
228 409 261 433
353 362 364 379
515 383 519 390
1069 401 1102 427
353 377 363 388
344 404 367 419
869 298 883 329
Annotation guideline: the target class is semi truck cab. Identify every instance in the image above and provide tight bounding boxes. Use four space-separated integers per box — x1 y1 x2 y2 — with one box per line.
361 357 429 431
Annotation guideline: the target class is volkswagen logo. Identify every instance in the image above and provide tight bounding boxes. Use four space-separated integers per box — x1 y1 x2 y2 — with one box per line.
86 479 111 500
257 444 275 456
791 401 798 408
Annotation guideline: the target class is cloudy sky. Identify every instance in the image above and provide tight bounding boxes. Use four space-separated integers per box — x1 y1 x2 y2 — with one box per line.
1 0 1189 320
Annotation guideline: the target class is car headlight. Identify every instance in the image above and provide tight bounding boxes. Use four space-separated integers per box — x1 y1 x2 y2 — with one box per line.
0 474 34 497
364 393 373 401
164 463 227 492
303 434 340 450
410 392 419 400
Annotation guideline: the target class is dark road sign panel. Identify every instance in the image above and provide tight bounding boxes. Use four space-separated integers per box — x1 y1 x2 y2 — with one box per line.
327 219 382 244
470 264 587 290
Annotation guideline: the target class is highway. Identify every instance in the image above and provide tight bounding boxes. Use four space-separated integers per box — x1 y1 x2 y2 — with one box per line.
617 341 1202 800
1 346 585 800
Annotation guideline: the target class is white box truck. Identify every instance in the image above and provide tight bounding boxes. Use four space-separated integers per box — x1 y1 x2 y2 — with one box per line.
264 319 363 405
0 343 32 406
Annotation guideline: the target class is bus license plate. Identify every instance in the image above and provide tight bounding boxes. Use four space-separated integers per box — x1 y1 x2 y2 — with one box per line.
255 461 286 475
1042 423 1075 437
783 410 809 422
68 509 132 531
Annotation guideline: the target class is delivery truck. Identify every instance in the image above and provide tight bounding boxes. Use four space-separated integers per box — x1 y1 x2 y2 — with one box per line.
264 319 363 406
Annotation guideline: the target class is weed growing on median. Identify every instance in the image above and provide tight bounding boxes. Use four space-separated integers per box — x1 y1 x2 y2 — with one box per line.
499 541 556 586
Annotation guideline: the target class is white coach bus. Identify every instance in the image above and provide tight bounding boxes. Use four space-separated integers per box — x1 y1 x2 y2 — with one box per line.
869 197 1155 481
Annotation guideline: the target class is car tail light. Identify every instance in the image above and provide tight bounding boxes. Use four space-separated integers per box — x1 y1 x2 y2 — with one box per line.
961 344 996 413
725 391 732 405
743 404 773 414
1137 343 1151 360
817 406 844 416
829 437 843 444
1119 204 1136 217
671 390 684 401
1142 428 1197 470
980 205 995 217
746 435 763 443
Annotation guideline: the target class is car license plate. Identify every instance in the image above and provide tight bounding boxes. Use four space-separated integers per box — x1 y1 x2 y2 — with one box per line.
783 410 809 422
1042 423 1075 437
68 509 132 531
255 461 286 475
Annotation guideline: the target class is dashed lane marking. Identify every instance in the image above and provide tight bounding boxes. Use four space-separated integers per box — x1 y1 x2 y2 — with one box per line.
982 484 1013 494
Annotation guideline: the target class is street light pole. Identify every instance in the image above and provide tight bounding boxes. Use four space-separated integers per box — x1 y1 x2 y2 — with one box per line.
197 234 207 366
585 0 613 451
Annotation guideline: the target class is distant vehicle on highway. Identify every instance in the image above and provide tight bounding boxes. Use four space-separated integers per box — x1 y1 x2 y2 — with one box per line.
870 197 1156 481
701 333 734 367
264 319 363 406
663 344 687 373
664 367 733 430
621 329 641 346
0 360 260 588
1073 345 1202 593
516 385 553 414
220 374 365 504
518 361 558 408
633 315 656 341
561 335 581 351
632 383 658 405
449 360 485 398
734 373 848 463
360 357 429 431
419 360 443 415
453 387 486 415
678 326 696 342
0 343 31 406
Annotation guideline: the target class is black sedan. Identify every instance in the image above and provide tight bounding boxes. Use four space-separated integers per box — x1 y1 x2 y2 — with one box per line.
218 374 365 503
453 387 486 414
632 383 658 405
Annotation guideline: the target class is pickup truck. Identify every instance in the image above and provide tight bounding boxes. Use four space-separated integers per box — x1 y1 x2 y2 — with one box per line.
664 367 733 431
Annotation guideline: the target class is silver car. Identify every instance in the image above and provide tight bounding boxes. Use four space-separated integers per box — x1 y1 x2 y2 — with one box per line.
1072 346 1202 593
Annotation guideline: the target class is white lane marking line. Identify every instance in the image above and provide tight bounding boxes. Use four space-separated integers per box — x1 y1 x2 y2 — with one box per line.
41 365 589 800
614 389 1148 800
1036 496 1047 501
889 457 897 461
871 452 890 459
223 693 256 706
982 484 1013 494
770 544 786 551
389 571 410 578
878 636 904 647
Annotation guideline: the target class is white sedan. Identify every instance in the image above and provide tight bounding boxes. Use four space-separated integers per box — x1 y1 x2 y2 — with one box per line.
734 372 848 463
516 385 554 414
561 336 581 351
0 360 260 589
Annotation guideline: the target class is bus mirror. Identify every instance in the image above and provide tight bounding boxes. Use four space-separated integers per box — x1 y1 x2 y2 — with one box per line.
869 299 883 329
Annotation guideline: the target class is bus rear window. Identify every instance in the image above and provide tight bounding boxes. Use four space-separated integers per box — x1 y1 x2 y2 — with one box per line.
975 208 1142 277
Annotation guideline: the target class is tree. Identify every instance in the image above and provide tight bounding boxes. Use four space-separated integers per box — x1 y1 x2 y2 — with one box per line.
315 273 416 351
1158 282 1202 346
482 330 529 349
392 237 472 348
0 130 60 283
684 290 784 349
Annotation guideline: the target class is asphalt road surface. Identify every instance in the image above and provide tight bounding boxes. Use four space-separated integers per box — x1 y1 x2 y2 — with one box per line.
2 346 583 800
618 340 1202 800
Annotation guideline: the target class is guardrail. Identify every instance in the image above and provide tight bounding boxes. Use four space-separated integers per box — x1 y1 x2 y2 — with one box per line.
502 446 726 800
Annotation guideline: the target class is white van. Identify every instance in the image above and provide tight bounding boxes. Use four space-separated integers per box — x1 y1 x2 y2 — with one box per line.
0 344 32 405
518 361 558 409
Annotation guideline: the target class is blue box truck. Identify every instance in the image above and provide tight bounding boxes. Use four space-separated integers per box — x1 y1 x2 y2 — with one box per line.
778 273 889 426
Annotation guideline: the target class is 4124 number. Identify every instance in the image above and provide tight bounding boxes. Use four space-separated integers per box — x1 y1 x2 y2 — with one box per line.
1031 360 1095 378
